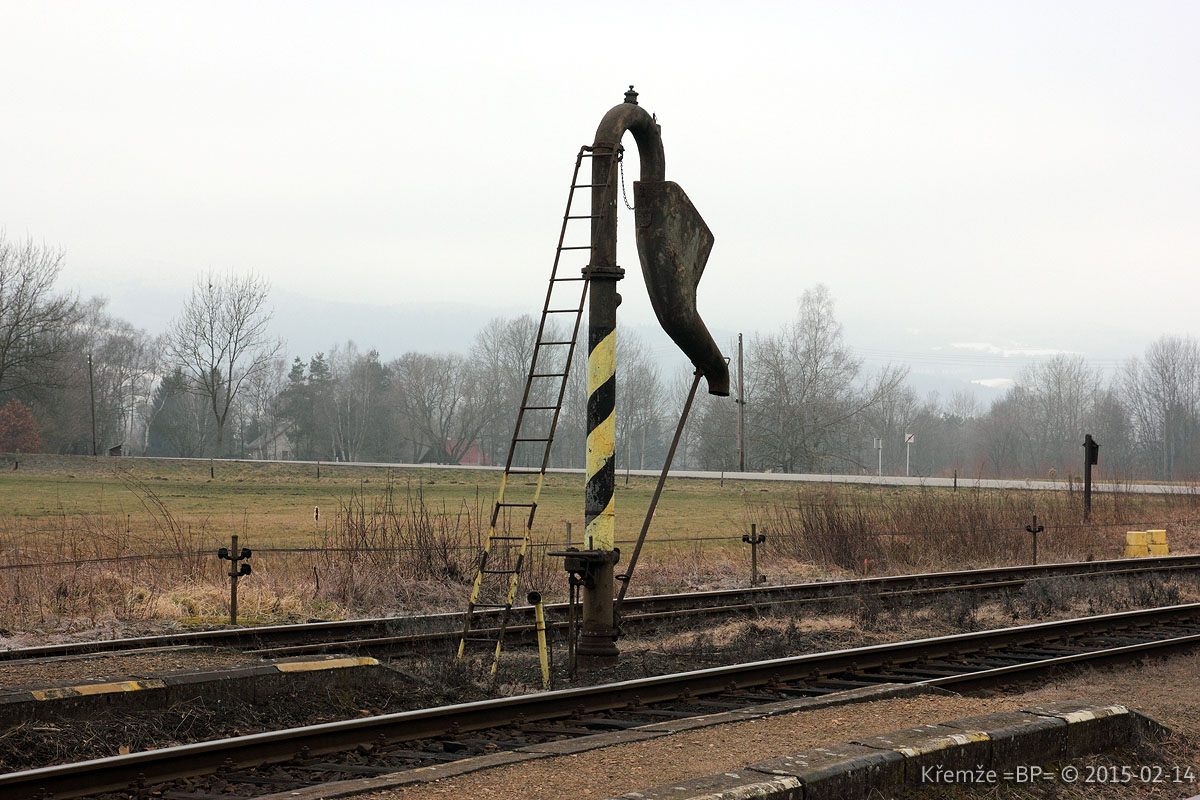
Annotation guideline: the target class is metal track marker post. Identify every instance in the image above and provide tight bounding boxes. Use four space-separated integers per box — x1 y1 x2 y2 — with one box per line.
218 535 252 625
742 523 766 585
528 591 551 691
1025 516 1044 565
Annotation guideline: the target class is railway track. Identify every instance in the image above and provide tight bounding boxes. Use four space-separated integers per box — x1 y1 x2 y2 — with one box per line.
3 602 1199 799
3 554 1197 663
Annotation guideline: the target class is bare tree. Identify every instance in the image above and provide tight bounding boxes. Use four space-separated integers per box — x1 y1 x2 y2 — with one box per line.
327 342 389 462
1122 336 1200 479
165 270 283 456
390 352 491 464
748 285 907 472
617 331 666 470
471 315 540 465
0 235 80 395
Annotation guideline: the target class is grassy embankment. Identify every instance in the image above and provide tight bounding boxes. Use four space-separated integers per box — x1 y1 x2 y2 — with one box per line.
0 454 1196 634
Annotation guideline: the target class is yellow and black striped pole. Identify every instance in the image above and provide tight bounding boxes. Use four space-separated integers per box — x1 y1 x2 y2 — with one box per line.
585 324 616 552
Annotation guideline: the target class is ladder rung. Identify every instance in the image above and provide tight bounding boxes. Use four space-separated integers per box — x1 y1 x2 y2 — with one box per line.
544 308 580 314
530 372 567 378
558 246 591 250
572 183 605 188
536 340 574 346
565 215 597 219
482 568 517 575
497 501 536 507
488 536 527 541
505 467 545 473
522 405 558 410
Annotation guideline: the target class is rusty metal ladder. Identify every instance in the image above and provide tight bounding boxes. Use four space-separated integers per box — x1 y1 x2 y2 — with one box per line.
456 145 619 674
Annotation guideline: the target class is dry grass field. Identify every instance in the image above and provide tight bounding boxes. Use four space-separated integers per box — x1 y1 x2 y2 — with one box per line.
0 454 1196 638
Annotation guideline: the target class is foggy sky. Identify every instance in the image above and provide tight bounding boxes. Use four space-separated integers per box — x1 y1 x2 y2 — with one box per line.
2 1 1197 388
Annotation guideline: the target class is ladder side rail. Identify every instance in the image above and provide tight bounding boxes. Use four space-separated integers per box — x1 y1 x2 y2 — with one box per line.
499 147 590 474
534 147 620 473
460 145 619 667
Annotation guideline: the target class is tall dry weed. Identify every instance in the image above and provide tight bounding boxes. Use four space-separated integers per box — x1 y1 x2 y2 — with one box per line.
760 484 1200 574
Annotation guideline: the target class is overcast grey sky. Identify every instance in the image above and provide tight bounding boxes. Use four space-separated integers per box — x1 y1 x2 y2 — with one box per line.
3 1 1197 388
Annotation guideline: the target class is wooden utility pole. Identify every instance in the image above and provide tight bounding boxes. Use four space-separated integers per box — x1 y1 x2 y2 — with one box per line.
88 353 97 456
737 333 745 471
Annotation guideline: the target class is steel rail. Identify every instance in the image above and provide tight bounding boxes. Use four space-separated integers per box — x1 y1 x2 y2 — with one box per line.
2 603 1198 799
2 554 1198 663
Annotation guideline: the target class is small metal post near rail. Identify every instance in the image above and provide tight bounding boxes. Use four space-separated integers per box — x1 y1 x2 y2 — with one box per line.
1025 515 1044 565
1083 434 1099 521
528 591 551 691
218 535 252 625
742 524 766 586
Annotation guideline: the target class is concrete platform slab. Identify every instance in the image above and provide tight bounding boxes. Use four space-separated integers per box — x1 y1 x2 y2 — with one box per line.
747 742 905 800
1021 701 1135 757
942 710 1067 766
851 722 992 781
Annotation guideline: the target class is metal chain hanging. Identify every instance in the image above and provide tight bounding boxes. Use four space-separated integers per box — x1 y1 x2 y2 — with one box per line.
618 148 635 211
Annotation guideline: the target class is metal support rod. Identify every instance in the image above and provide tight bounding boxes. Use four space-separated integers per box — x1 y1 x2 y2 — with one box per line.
615 371 703 613
567 577 579 680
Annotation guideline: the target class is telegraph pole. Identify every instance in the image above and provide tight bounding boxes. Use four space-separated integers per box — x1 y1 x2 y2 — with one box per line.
88 353 97 456
737 332 745 472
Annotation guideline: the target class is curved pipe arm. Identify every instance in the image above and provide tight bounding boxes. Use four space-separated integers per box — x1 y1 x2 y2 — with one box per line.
589 95 664 274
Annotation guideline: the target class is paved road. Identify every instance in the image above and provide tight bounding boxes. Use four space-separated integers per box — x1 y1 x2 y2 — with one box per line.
132 456 1194 495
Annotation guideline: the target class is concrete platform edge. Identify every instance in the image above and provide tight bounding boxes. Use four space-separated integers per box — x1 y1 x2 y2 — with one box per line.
611 701 1168 800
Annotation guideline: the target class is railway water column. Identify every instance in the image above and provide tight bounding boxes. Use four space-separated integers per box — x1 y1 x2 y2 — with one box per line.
574 87 729 668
